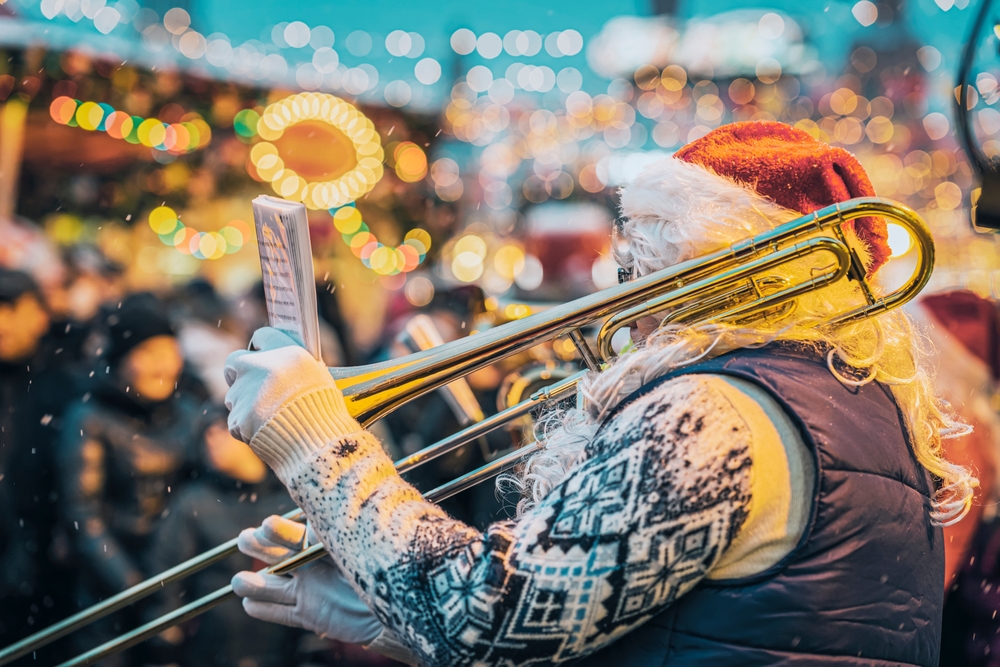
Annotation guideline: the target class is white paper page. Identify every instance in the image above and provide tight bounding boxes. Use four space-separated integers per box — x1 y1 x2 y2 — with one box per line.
252 196 322 359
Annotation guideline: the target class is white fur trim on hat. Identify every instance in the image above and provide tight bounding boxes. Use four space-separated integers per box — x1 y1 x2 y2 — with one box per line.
616 156 873 276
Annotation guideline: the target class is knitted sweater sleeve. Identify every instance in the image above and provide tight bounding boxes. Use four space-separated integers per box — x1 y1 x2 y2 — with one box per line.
268 375 753 666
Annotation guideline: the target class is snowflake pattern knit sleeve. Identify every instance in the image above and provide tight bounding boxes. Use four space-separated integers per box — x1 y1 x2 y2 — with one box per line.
276 376 753 666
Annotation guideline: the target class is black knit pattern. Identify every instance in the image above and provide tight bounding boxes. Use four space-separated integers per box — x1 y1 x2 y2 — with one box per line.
290 376 753 667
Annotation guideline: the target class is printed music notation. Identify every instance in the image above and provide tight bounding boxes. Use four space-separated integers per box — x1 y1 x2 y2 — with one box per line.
251 196 322 360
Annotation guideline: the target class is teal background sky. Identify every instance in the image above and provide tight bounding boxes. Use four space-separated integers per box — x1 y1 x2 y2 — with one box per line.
2 0 990 104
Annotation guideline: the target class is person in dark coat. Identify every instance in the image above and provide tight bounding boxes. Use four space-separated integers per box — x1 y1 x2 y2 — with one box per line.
0 269 81 660
57 294 201 664
144 411 302 667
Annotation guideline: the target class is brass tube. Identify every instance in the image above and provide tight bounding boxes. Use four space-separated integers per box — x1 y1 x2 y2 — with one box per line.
333 198 932 426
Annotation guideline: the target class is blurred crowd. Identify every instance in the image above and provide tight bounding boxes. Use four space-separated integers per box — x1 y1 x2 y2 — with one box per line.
0 242 528 667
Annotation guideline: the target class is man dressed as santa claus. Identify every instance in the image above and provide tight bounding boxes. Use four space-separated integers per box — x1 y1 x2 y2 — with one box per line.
224 121 975 666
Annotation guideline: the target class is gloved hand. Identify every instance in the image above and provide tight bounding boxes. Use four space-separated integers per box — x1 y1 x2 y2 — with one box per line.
231 514 383 645
224 327 361 481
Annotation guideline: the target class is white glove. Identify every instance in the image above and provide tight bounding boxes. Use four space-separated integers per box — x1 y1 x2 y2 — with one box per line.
224 327 361 481
231 514 383 645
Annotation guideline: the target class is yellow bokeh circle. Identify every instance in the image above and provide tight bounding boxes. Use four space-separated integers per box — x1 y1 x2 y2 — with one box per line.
333 207 364 234
75 102 104 131
403 228 431 255
251 92 385 210
148 206 179 235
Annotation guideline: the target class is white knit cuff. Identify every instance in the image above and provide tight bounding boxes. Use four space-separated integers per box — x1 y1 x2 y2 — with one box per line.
250 387 363 481
367 629 418 665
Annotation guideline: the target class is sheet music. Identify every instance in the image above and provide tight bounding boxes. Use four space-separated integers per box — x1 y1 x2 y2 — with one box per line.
251 195 322 360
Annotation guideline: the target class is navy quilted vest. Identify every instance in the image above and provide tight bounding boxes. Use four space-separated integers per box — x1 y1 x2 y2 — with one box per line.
575 343 944 666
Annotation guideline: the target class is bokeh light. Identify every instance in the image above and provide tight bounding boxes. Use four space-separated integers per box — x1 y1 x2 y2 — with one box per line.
50 96 211 154
147 206 249 261
404 275 436 307
30 4 1000 309
233 109 260 137
252 92 384 210
332 205 431 278
393 142 428 182
886 223 913 258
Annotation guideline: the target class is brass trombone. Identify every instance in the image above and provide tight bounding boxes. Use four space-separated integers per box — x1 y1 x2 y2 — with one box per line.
1 197 934 666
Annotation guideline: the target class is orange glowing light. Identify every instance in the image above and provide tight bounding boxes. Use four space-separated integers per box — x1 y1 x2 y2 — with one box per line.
250 92 384 209
393 142 428 182
49 96 77 124
104 111 133 139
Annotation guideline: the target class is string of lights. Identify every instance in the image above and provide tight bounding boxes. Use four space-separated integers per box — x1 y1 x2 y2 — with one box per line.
147 205 251 260
22 1 993 295
332 205 431 277
49 95 212 153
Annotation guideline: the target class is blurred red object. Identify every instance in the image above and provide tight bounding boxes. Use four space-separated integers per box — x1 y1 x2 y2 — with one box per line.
520 201 612 300
917 290 1000 588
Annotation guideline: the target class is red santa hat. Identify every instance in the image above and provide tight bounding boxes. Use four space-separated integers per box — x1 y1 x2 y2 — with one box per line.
620 121 891 276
